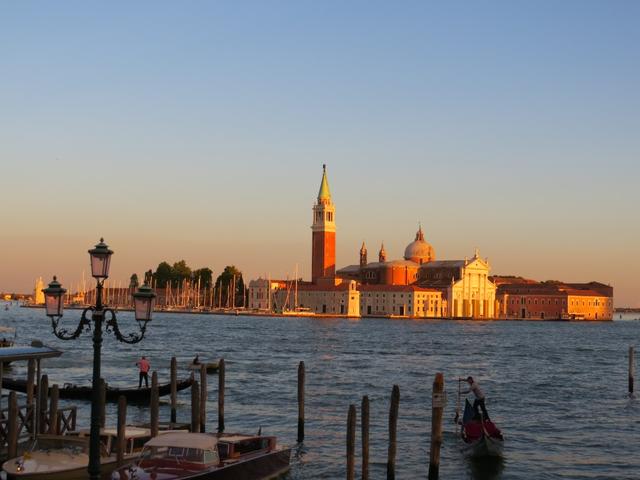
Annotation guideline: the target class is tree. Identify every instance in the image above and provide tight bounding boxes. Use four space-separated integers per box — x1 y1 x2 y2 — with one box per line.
193 268 213 289
129 273 139 289
214 266 245 308
153 262 173 288
172 260 192 286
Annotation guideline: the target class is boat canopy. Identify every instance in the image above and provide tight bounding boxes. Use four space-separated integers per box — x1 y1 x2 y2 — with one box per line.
0 345 62 362
145 432 218 450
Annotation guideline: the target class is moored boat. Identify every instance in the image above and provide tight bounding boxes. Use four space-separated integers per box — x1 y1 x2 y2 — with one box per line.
2 426 151 479
2 377 193 403
188 361 219 373
111 431 291 480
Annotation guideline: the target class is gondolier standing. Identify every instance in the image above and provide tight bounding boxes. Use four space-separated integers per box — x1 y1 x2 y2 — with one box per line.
136 356 150 388
463 376 490 420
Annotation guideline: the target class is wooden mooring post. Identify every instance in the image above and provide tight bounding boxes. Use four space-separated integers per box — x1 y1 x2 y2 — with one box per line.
428 373 445 480
49 384 59 434
191 380 200 433
170 356 177 423
8 391 18 458
361 395 370 480
26 359 35 433
346 404 356 480
117 395 127 466
200 364 207 432
38 374 49 434
151 371 159 437
218 358 225 433
629 346 635 396
297 361 305 443
387 385 400 480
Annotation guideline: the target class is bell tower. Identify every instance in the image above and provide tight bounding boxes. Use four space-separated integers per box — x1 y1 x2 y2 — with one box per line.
311 165 336 283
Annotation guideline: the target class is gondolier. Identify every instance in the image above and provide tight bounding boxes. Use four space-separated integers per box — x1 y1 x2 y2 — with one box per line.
463 376 490 420
137 356 151 388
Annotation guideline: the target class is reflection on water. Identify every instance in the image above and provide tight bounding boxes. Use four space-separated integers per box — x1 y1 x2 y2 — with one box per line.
467 455 505 480
1 308 639 479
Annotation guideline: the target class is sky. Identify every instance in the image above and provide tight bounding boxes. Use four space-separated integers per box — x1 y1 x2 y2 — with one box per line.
0 1 638 306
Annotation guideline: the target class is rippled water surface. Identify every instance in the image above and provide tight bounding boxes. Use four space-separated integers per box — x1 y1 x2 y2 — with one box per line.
2 306 639 479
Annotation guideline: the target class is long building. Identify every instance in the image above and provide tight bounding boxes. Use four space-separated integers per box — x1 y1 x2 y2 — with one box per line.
493 277 613 320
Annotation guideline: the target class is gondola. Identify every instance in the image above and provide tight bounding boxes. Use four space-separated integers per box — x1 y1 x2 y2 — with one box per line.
2 376 193 403
459 399 504 457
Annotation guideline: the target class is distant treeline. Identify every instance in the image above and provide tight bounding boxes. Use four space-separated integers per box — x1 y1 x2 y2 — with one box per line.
130 261 246 308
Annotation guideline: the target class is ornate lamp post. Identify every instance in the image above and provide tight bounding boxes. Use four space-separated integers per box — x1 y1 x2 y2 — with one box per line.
43 238 155 480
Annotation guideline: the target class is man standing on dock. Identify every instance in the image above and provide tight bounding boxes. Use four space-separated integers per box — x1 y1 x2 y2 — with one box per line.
463 376 490 420
136 356 150 388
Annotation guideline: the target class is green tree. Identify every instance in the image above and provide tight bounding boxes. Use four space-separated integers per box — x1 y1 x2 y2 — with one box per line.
172 260 192 286
214 266 245 307
153 262 173 288
193 268 213 288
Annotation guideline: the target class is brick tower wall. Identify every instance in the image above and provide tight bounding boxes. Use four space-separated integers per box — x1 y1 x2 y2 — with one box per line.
312 230 336 283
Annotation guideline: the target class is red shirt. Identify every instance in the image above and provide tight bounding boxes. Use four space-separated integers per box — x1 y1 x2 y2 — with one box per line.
138 358 150 373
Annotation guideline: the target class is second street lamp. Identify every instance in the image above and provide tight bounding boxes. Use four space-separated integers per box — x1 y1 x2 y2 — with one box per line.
44 238 155 480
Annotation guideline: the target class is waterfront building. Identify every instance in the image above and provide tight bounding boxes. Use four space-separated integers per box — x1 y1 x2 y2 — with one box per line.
283 280 360 316
247 278 287 311
247 165 611 320
359 284 442 317
493 277 613 320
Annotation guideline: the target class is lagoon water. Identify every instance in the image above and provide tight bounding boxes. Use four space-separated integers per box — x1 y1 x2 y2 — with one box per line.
2 306 639 479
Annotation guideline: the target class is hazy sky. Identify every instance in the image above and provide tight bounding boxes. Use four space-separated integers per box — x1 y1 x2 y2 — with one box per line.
1 1 638 306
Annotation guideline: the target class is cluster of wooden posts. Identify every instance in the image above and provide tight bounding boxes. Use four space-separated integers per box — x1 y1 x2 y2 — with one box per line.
295 361 446 480
340 373 446 480
1 359 77 458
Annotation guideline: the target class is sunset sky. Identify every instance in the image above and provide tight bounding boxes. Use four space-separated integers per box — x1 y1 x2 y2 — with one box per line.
1 2 638 306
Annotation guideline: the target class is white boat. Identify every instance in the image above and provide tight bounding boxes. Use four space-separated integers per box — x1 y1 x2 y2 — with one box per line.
2 426 152 479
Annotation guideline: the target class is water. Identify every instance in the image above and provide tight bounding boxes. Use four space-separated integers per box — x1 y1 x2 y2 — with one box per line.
2 305 639 479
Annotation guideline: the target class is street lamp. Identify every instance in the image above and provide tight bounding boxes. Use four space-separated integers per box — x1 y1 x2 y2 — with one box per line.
43 238 156 480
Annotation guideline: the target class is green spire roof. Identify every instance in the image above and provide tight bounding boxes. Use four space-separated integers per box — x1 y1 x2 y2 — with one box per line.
317 164 331 201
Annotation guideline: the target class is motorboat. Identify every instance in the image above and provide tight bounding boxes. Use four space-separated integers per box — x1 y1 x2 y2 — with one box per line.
2 426 152 479
459 399 504 457
111 431 291 480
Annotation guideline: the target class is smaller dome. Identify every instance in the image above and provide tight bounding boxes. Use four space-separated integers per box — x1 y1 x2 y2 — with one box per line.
403 226 435 264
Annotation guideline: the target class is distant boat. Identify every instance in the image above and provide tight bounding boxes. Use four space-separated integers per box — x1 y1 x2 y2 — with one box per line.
2 377 193 403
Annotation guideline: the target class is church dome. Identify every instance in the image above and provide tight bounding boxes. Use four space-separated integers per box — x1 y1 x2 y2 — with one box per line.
403 226 435 264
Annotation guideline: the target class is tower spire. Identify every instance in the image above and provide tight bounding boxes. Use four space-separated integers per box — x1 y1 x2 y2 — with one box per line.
360 241 368 267
379 242 387 263
317 164 331 203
